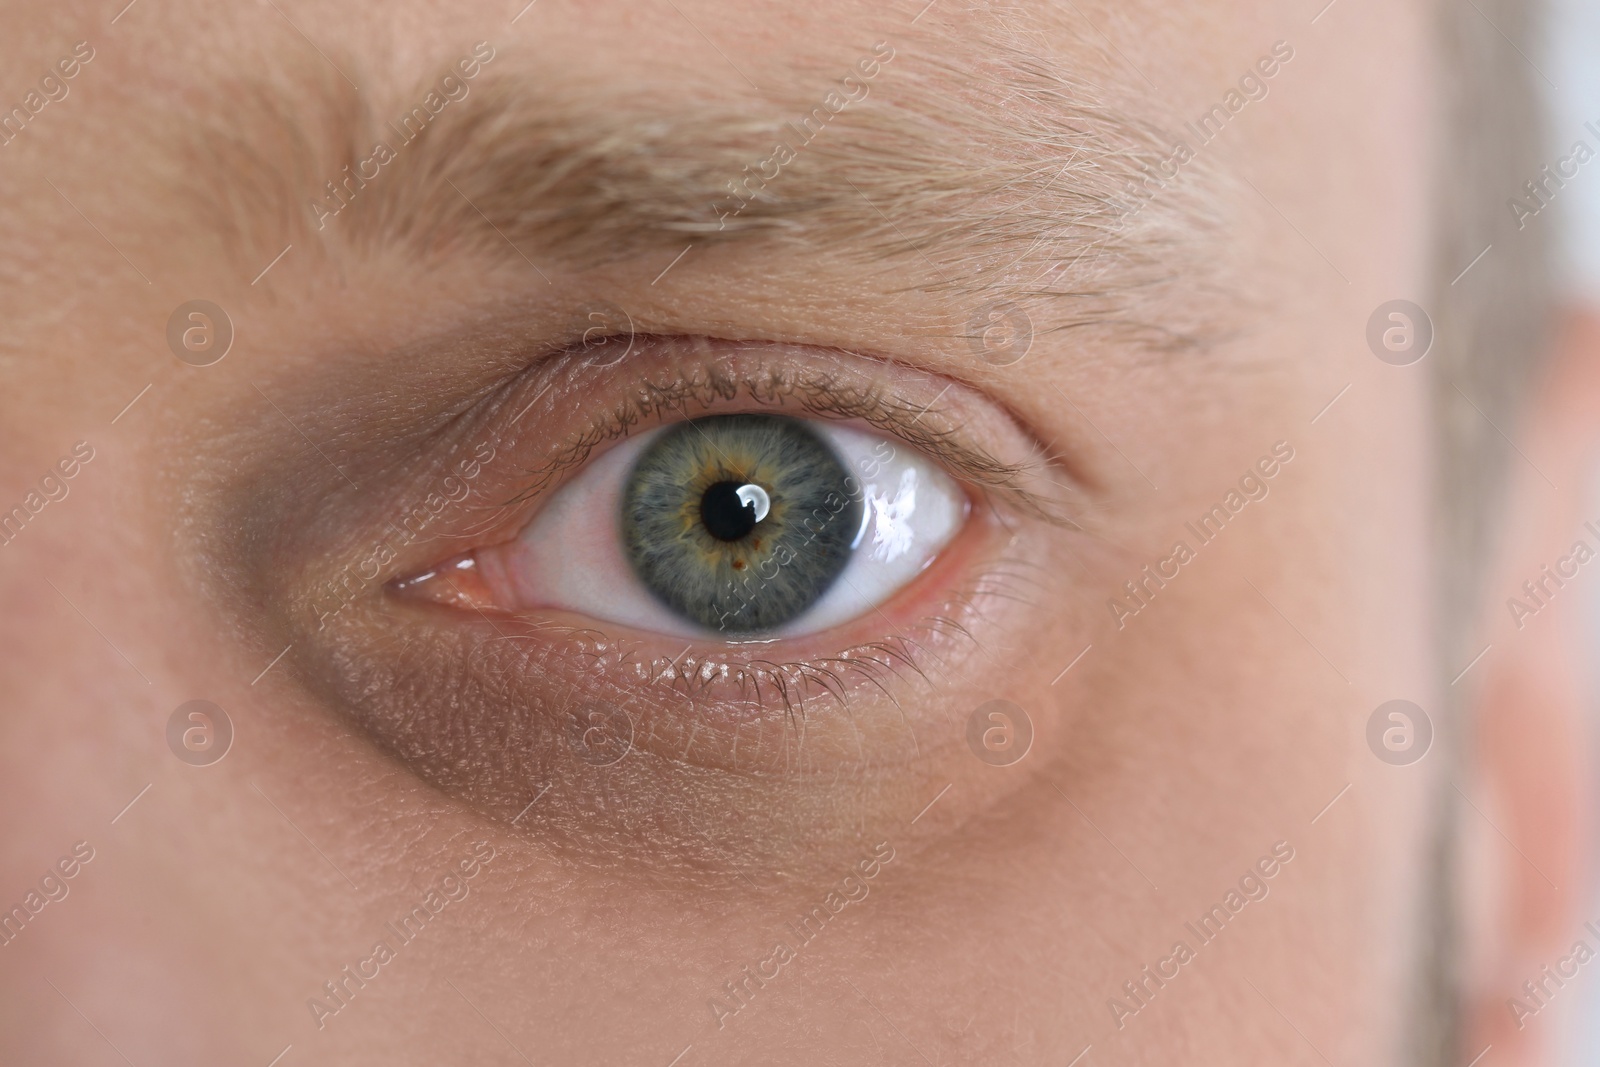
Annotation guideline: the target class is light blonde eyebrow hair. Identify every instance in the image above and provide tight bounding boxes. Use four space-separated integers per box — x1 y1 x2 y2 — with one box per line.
180 24 1229 349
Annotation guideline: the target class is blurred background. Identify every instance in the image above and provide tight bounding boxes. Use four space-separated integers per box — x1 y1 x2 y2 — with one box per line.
1548 0 1600 307
1547 0 1600 1062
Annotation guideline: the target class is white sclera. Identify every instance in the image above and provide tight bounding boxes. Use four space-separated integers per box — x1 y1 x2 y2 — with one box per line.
489 420 967 641
768 423 965 638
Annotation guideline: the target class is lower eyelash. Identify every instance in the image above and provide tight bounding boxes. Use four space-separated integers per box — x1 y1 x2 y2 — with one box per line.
514 550 1050 735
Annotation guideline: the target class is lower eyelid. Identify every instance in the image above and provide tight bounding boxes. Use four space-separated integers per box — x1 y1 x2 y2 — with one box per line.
282 530 1050 873
465 495 1019 749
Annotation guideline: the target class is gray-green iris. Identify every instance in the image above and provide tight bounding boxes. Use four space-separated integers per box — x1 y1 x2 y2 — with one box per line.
620 414 863 634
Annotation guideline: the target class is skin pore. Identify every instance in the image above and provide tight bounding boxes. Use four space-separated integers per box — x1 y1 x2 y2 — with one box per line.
5 0 1581 1065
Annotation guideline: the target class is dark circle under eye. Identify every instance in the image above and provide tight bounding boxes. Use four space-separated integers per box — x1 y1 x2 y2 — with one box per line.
620 414 864 634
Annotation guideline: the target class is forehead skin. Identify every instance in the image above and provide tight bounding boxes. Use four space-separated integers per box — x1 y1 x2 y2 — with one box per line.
0 1 1436 1065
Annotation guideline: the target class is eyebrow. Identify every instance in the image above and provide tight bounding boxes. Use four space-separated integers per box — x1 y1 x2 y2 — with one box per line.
183 33 1218 329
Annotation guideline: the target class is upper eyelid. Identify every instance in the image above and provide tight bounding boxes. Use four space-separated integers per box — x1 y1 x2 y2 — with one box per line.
488 347 1076 527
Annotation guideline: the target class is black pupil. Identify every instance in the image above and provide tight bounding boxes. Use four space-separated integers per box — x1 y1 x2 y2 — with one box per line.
700 481 759 542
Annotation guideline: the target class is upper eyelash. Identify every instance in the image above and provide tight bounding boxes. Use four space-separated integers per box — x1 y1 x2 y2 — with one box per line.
489 341 1076 526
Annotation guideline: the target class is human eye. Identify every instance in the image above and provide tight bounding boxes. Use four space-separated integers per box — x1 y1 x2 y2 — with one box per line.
233 329 1077 867
436 411 967 640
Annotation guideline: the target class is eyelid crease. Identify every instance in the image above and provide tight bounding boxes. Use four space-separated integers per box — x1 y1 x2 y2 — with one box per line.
491 344 1078 528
